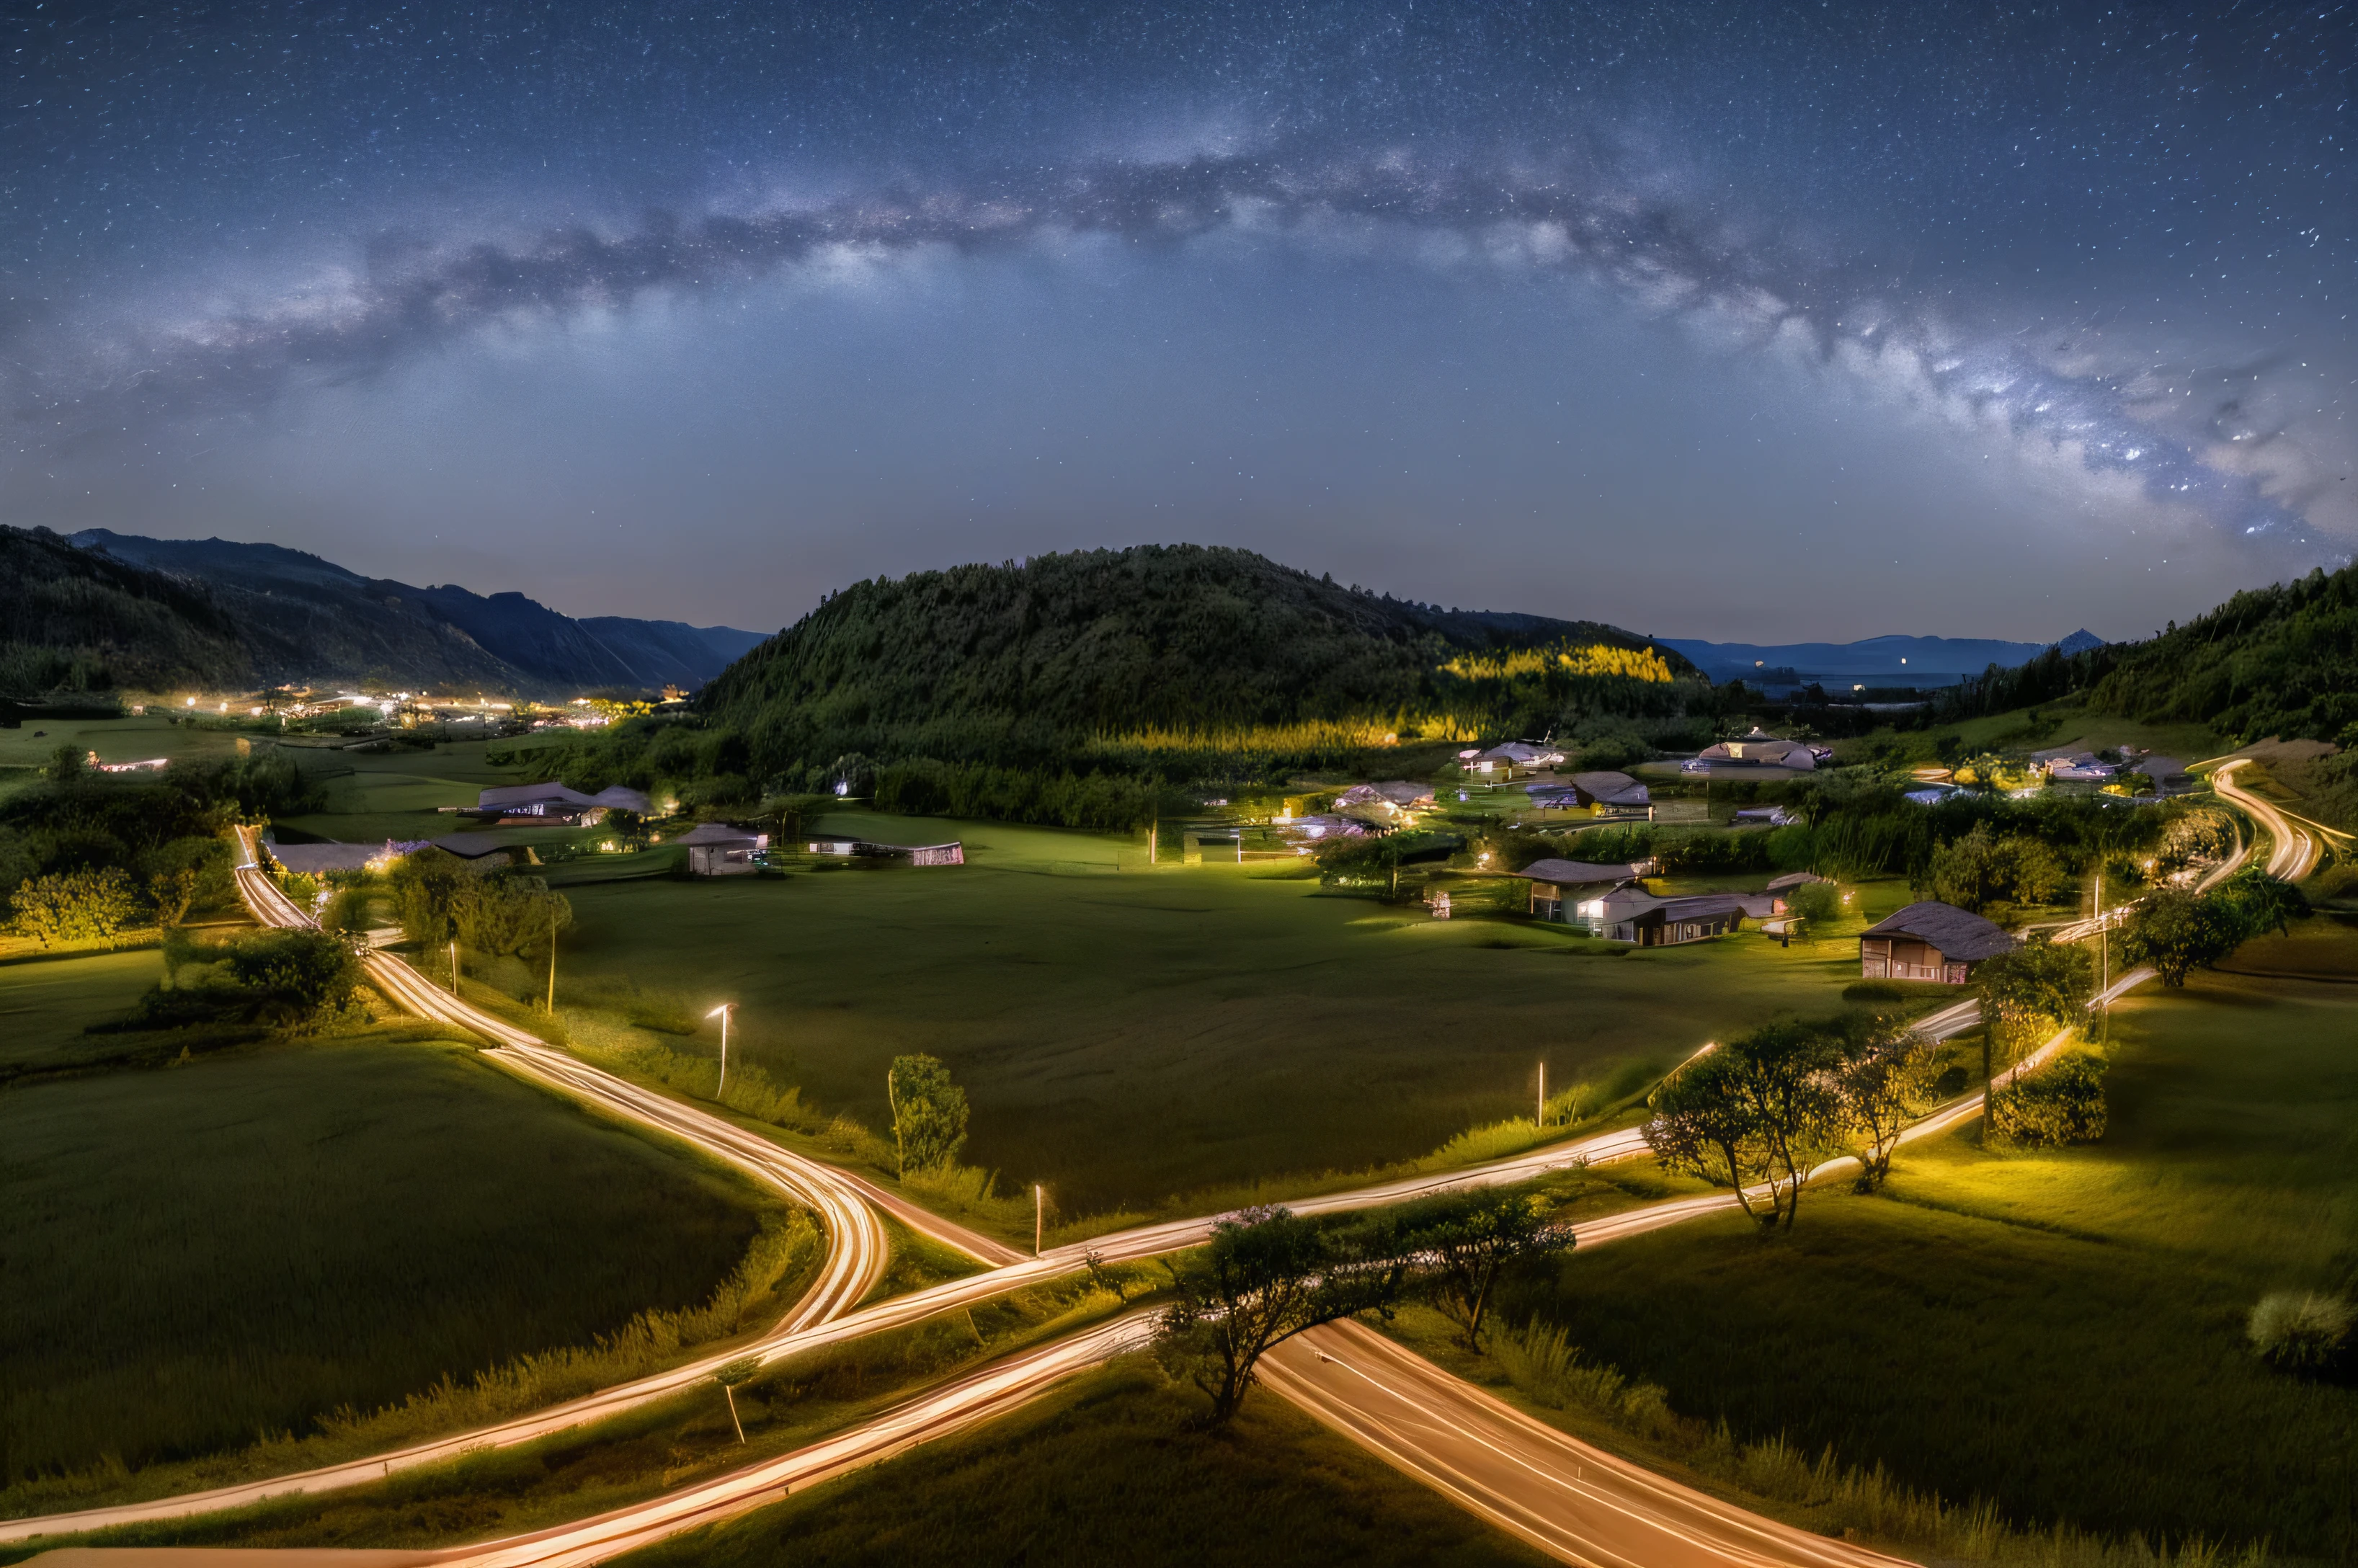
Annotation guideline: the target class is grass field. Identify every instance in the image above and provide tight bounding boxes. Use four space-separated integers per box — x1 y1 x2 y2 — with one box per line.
539 808 1875 1218
0 712 251 776
0 949 161 1071
1495 967 2358 1555
618 1362 1545 1568
0 1039 769 1484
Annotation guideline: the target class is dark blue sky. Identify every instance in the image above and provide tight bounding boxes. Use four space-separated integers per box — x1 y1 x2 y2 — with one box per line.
4 2 2349 639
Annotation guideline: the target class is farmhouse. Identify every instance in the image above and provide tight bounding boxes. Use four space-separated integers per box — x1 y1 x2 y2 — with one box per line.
469 781 654 825
1567 770 1652 810
1565 886 1776 945
1512 858 1650 923
1334 780 1436 813
677 821 768 876
1682 728 1825 774
1859 901 2017 984
1457 741 1565 778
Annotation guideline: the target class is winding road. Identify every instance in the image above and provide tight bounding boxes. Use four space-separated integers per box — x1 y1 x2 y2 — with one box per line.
8 832 2161 1564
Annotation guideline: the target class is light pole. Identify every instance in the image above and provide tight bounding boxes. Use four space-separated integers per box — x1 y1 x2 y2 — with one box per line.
1536 1061 1547 1131
1034 1183 1044 1257
449 938 459 997
706 1003 735 1099
546 904 558 1013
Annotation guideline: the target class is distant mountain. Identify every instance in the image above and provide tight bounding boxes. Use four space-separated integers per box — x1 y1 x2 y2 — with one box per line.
697 544 1695 776
1659 630 2106 687
53 529 765 695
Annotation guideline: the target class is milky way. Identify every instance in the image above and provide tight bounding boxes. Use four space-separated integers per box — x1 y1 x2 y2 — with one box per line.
3 2 2349 631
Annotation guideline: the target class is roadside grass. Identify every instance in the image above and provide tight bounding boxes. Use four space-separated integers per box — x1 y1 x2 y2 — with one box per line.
0 1038 779 1497
613 1360 1549 1568
1490 969 2358 1556
0 948 162 1070
528 808 1874 1219
4 1272 1147 1562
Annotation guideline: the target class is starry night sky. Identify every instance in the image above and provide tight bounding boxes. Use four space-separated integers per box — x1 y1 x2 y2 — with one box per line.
4 3 2349 640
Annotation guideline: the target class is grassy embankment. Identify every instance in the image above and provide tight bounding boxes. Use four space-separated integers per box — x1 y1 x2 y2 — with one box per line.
6 1269 1155 1562
613 1362 1549 1568
1474 968 2358 1557
0 1037 786 1506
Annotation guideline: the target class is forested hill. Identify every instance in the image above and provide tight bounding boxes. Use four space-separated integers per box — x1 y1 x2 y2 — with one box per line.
0 526 254 695
1934 561 2357 744
697 545 1695 771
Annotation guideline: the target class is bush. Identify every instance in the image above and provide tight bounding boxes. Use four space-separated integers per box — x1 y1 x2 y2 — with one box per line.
1842 979 1905 1003
2246 1291 2354 1373
1989 1050 2107 1146
1785 879 1841 925
9 866 141 945
220 929 364 1030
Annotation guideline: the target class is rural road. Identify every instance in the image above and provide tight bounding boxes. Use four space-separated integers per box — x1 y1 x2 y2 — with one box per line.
6 834 2149 1564
1263 1319 1915 1568
2207 757 2333 882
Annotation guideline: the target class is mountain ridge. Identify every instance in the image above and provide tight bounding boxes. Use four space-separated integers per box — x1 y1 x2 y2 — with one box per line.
58 529 765 696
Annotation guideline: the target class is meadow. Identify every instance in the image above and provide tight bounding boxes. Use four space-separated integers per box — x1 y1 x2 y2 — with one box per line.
0 1037 770 1487
544 808 1876 1219
1491 968 2358 1556
0 948 161 1072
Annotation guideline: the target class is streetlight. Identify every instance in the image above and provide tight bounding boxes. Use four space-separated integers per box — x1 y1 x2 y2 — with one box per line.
707 1003 736 1098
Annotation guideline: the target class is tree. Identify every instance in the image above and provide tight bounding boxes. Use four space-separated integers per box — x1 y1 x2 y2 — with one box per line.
1785 878 1841 928
1384 1188 1575 1349
2210 868 2307 941
45 741 89 783
1645 1023 1846 1231
1975 938 2094 1117
1928 823 2006 912
10 867 141 946
2119 887 2241 986
1154 1206 1406 1424
1988 1049 2108 1146
1833 1022 1941 1190
148 868 200 928
886 1053 969 1175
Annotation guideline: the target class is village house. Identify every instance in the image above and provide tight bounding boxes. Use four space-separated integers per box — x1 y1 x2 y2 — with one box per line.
1567 886 1779 945
1333 780 1436 814
1859 901 2017 984
1456 740 1566 778
1510 858 1650 924
1683 727 1825 774
466 781 654 826
677 821 768 876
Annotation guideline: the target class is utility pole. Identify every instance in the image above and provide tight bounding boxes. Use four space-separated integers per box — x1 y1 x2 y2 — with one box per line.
1536 1061 1547 1131
2095 867 2108 1044
1034 1183 1044 1257
546 906 557 1013
449 938 459 997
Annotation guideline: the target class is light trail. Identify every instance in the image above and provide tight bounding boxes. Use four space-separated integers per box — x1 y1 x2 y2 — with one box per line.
2206 759 2323 882
5 833 2158 1562
1263 1319 1917 1568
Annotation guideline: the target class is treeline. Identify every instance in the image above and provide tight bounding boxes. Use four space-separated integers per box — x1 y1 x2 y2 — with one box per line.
1473 781 2221 914
1 747 323 940
1928 560 2357 744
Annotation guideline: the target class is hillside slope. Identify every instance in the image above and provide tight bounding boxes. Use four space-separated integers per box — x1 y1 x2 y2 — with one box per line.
0 527 253 695
1931 561 2357 745
698 545 1694 773
62 530 762 695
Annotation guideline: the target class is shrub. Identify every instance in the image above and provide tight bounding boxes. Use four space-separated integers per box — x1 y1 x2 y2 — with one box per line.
220 929 363 1030
1842 979 1905 1003
9 866 141 945
1989 1049 2107 1146
2246 1291 2353 1373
